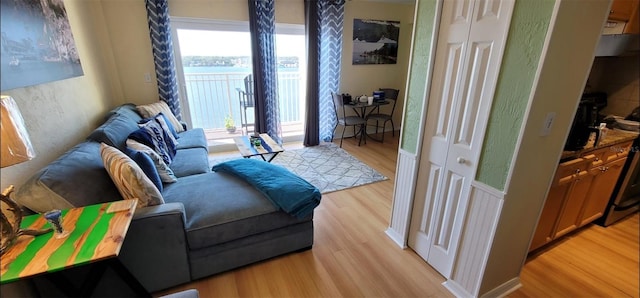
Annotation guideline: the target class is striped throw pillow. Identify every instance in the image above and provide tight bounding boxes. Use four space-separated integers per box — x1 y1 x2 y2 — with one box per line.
136 101 184 133
100 143 164 207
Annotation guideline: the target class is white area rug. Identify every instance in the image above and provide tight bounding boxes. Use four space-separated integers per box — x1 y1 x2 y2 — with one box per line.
209 143 388 194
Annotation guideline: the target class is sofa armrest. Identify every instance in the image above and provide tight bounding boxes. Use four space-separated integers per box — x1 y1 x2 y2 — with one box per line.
132 202 187 225
119 202 191 292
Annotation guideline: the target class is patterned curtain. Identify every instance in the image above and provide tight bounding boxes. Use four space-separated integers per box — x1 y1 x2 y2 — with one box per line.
145 0 182 120
303 0 345 146
248 0 282 143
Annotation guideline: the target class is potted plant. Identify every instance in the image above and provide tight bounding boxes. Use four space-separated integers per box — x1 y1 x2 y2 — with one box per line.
224 115 236 133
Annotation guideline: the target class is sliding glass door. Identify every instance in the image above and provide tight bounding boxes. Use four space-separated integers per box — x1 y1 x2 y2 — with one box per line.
170 18 306 149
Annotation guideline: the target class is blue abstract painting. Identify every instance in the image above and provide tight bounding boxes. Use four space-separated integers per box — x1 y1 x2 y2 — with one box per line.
1 0 83 91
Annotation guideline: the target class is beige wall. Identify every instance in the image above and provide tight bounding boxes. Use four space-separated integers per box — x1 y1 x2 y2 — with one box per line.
341 1 415 130
479 0 611 293
0 0 121 192
99 0 305 106
1 0 413 191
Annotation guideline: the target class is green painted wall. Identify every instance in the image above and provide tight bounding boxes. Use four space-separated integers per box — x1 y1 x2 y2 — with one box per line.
401 0 554 189
475 0 555 190
400 0 438 154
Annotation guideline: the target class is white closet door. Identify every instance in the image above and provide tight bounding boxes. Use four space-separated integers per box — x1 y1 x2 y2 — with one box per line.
409 0 514 278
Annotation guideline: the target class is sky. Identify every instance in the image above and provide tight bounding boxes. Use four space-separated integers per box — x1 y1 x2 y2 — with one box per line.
176 29 304 57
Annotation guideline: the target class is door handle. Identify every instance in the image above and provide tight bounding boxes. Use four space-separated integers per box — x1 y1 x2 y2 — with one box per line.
457 157 466 164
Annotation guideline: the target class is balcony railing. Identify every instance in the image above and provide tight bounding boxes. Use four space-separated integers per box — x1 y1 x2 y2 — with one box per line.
183 71 304 138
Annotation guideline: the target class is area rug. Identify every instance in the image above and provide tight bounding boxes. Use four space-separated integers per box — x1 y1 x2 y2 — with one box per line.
208 143 388 194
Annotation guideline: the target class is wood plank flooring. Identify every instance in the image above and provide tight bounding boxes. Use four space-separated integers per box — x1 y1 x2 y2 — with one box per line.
511 213 639 298
154 132 639 297
154 132 453 298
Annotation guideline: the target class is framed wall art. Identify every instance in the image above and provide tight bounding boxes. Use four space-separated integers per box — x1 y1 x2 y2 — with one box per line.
1 0 83 91
352 19 400 65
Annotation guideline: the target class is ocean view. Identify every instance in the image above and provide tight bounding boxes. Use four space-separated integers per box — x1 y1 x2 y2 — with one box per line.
182 66 303 130
183 66 299 74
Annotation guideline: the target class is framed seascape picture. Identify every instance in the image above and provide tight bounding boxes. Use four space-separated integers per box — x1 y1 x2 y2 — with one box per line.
352 19 400 65
0 0 83 91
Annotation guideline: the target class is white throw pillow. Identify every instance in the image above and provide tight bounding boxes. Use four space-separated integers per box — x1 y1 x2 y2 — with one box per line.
136 101 184 133
100 143 164 207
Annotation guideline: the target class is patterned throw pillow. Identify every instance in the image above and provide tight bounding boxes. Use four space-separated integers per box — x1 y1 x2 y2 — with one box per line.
156 113 179 140
126 139 178 183
129 120 175 165
139 113 179 151
136 101 184 133
100 143 164 207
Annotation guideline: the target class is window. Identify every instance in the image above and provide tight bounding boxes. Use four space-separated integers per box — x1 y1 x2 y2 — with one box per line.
171 18 306 149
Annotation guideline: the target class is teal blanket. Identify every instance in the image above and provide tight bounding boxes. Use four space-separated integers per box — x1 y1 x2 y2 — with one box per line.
212 158 321 219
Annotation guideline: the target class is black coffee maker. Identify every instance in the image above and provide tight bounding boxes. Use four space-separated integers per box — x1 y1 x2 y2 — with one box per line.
564 92 607 151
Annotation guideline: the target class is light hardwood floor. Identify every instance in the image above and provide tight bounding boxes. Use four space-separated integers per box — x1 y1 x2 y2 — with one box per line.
155 132 639 297
512 213 639 298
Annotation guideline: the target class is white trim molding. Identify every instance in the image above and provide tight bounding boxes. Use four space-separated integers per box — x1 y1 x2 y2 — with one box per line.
386 148 419 248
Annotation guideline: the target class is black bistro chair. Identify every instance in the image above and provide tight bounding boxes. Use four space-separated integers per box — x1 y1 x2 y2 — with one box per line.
331 92 368 147
366 88 399 143
235 74 255 135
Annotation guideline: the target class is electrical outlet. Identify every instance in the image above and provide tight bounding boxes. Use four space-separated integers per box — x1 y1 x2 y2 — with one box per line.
144 72 152 83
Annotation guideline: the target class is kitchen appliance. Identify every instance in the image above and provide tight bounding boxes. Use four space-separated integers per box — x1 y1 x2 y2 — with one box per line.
598 136 640 226
564 92 607 151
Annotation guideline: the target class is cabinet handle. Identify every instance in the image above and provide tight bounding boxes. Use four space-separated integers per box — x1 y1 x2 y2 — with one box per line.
457 157 466 164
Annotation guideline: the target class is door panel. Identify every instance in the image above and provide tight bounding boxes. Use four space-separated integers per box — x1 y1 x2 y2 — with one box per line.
409 0 514 279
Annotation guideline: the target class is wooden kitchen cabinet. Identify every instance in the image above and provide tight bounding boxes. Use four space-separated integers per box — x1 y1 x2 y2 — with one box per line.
529 141 634 252
608 0 640 34
529 176 571 251
579 157 627 226
553 171 595 238
529 157 592 251
609 0 636 21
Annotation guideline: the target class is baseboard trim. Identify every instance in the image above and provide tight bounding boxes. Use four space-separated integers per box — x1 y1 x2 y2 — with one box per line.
480 277 522 298
385 228 407 249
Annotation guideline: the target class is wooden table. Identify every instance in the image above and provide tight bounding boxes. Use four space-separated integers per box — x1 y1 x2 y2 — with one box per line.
233 133 285 162
0 200 148 296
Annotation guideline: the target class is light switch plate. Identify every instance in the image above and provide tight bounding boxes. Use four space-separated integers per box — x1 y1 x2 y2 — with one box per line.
540 112 556 136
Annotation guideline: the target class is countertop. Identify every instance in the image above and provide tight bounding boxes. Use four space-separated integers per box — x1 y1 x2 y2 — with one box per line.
561 129 639 160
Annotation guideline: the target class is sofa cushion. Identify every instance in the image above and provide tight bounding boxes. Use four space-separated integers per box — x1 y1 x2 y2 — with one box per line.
161 172 310 250
101 143 164 207
105 103 143 123
176 128 207 151
15 142 122 213
169 148 210 177
87 112 141 150
136 101 185 133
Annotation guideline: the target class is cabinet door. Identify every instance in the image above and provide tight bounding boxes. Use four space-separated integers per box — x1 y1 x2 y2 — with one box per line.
609 0 636 21
553 171 594 238
579 157 628 226
529 180 571 251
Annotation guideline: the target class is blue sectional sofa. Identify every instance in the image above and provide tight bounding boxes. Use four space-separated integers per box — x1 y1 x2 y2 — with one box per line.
14 104 314 292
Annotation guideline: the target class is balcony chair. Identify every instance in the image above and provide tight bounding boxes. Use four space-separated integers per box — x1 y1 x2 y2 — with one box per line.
236 74 255 135
366 88 399 143
331 92 368 148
